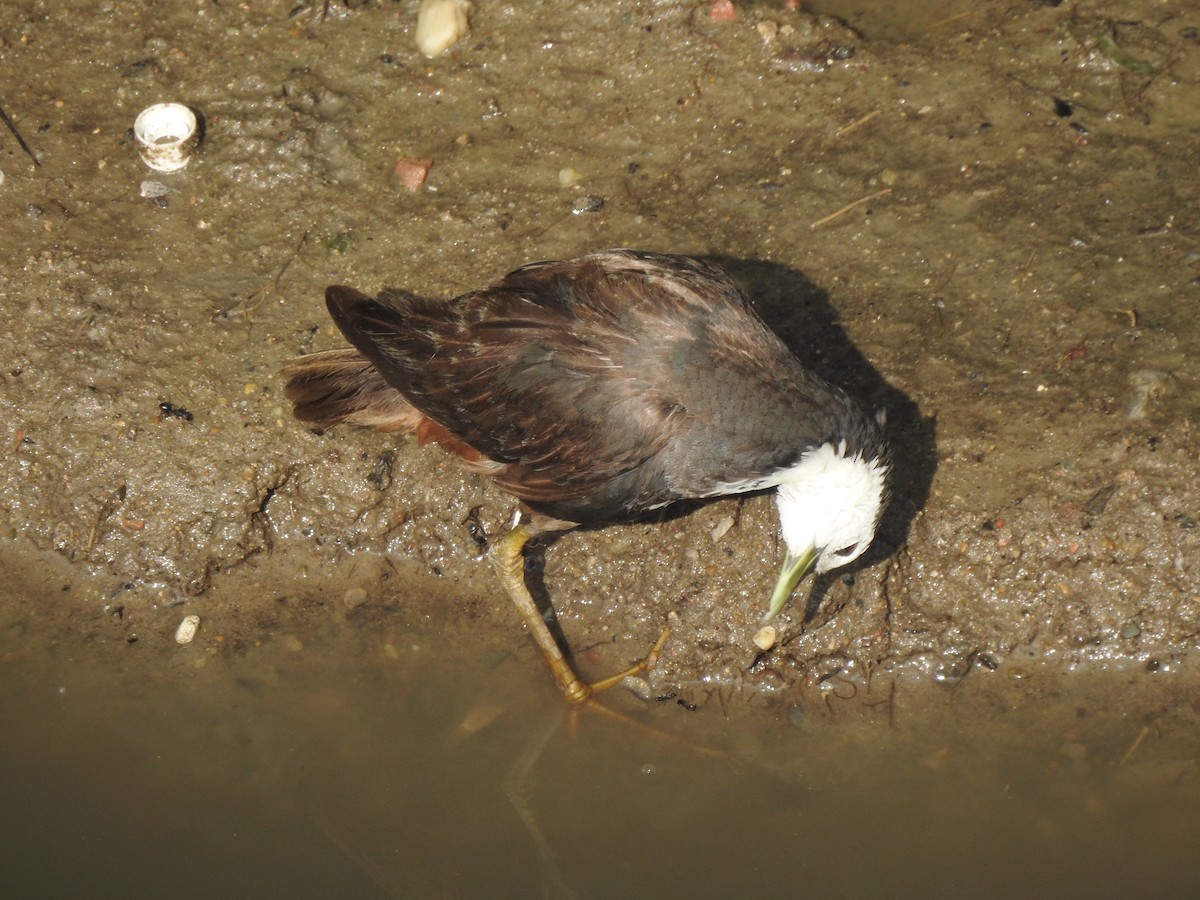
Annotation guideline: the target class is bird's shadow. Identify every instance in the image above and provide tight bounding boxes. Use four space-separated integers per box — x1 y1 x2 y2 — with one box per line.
707 256 936 621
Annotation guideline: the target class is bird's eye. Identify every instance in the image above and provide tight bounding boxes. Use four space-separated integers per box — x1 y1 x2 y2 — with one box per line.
832 543 858 558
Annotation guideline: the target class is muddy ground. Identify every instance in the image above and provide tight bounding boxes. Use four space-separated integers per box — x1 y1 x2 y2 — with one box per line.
2 0 1198 710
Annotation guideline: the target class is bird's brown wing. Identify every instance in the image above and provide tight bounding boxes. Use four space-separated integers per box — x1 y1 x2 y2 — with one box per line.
322 251 846 519
497 251 852 499
321 254 713 512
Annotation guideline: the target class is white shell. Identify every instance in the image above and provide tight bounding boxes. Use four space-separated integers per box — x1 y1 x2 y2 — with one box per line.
415 0 471 58
133 103 199 173
174 614 200 644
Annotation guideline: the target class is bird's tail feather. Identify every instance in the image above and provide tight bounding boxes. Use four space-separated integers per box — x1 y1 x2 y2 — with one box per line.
283 348 423 432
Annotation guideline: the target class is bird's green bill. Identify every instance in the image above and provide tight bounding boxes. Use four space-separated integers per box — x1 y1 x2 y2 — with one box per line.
765 545 818 621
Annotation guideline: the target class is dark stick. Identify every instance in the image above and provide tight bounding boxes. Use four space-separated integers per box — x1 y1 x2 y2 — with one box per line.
0 99 41 167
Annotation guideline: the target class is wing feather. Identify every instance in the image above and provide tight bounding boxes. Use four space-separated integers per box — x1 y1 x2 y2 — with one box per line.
310 250 862 520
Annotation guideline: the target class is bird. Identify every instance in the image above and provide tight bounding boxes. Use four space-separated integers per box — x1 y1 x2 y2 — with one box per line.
283 249 889 703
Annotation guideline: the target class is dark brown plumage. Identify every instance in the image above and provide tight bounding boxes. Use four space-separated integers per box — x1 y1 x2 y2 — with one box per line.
288 251 882 521
284 249 888 701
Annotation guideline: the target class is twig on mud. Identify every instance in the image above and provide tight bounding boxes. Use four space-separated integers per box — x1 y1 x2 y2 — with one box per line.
237 230 311 319
835 109 881 138
926 11 971 32
0 99 40 167
1119 724 1150 767
810 188 892 230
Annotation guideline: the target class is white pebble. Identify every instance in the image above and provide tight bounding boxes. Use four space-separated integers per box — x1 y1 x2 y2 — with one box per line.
752 625 776 651
175 614 200 644
415 0 471 58
342 586 369 610
709 515 735 542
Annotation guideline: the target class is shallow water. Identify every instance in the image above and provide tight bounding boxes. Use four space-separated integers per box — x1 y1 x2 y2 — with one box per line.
3 581 1197 899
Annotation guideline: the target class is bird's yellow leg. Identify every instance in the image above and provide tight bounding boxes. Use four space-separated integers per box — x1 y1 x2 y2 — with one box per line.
492 524 592 703
491 524 670 704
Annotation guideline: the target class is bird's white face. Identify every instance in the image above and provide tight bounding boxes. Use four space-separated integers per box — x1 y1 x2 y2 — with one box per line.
766 440 889 619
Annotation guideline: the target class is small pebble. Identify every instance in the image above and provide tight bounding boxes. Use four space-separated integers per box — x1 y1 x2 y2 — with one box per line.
752 625 776 651
342 587 369 610
175 614 200 644
709 515 735 542
570 194 604 215
709 0 737 23
415 0 471 58
452 704 505 739
395 156 433 191
622 675 653 701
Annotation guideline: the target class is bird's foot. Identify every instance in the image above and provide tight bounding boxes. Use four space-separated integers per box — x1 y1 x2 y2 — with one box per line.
493 523 670 704
578 626 671 700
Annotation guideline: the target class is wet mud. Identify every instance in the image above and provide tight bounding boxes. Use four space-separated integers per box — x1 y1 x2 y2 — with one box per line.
1 1 1198 894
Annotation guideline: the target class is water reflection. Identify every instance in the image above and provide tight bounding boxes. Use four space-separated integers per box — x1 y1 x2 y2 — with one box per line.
3 616 1198 900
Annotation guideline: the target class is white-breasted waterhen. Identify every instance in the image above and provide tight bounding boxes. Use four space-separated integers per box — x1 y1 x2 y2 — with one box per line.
284 250 889 703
